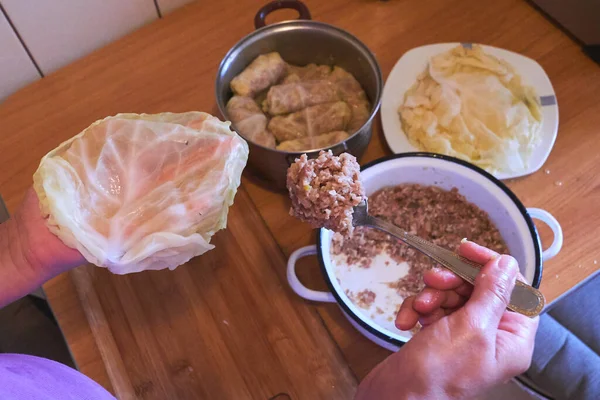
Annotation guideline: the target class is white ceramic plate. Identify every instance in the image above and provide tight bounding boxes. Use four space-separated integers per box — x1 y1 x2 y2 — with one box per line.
380 43 559 180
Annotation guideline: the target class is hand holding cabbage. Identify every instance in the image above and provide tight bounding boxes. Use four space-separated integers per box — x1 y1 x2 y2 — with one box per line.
33 112 248 274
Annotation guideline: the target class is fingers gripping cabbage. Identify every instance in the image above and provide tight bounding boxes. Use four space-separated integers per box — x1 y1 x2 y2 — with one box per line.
33 112 249 274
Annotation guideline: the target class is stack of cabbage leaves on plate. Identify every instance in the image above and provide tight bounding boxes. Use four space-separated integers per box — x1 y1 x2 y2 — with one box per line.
399 45 543 175
33 112 248 274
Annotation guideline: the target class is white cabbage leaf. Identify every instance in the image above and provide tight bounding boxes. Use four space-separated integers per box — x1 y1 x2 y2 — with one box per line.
399 45 542 174
33 112 249 274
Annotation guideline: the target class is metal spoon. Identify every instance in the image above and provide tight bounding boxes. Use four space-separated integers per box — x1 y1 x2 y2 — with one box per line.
352 200 545 317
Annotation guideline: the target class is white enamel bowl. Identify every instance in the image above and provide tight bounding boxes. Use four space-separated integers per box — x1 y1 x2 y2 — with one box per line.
287 153 563 350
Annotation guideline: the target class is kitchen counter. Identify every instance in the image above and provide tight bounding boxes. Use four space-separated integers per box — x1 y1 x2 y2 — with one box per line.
0 0 599 398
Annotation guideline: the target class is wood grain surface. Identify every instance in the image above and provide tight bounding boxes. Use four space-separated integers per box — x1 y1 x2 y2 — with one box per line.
0 0 599 397
53 188 357 400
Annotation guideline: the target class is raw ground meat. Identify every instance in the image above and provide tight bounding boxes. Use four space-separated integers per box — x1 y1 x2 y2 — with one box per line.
287 150 364 234
332 184 508 298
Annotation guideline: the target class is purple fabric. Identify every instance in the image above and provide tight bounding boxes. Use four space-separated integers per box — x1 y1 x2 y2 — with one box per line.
0 354 115 399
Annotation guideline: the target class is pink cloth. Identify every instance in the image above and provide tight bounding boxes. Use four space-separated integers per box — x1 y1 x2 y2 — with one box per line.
0 354 115 399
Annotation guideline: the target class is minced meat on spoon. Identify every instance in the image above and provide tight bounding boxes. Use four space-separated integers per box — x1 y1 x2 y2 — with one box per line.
286 150 364 233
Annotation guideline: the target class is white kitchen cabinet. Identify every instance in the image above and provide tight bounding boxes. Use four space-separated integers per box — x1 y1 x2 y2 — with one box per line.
156 0 196 16
0 10 40 102
1 0 159 75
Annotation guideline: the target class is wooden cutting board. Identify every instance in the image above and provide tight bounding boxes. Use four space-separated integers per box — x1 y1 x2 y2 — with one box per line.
61 186 356 400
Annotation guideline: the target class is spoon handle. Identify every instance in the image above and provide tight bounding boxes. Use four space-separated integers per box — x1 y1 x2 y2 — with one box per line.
362 215 545 317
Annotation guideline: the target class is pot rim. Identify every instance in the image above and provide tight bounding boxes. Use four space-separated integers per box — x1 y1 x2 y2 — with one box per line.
215 19 383 154
316 152 543 347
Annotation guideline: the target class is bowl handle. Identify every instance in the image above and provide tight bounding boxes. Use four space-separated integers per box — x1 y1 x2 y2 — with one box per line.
527 208 563 261
287 245 336 303
254 0 312 29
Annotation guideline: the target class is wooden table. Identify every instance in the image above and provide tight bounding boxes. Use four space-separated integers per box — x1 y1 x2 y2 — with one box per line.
0 0 599 398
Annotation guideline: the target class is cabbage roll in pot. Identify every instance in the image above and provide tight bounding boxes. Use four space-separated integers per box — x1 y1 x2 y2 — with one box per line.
329 66 371 132
230 52 287 97
268 101 352 142
226 96 276 148
276 131 350 151
263 80 339 116
282 64 332 84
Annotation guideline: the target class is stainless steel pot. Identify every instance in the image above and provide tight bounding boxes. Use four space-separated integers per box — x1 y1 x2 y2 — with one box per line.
216 0 383 190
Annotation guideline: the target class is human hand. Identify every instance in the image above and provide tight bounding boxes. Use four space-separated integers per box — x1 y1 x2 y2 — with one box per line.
355 241 539 400
13 188 86 275
1 188 85 306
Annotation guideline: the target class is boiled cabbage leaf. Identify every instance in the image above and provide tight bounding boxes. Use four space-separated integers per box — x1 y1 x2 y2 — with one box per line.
399 45 542 174
33 112 249 274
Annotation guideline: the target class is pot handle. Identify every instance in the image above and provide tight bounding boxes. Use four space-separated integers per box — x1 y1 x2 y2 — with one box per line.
329 140 350 156
255 0 312 29
287 245 336 303
527 208 563 261
285 153 300 166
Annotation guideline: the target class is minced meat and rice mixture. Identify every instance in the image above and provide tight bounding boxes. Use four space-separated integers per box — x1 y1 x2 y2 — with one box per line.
332 184 508 298
286 150 364 233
